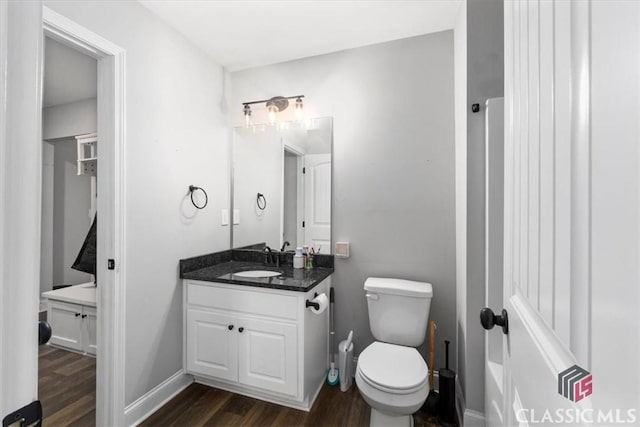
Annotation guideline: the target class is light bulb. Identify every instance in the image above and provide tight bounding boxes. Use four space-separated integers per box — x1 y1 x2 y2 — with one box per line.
267 104 278 125
295 97 304 121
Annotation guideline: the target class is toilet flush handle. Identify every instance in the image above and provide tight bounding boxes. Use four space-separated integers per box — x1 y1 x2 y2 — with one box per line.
365 293 379 301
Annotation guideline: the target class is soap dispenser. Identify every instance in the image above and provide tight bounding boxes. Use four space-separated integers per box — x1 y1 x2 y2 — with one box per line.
293 247 304 269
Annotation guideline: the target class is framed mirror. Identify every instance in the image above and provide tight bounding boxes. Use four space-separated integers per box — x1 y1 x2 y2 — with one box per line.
231 117 332 253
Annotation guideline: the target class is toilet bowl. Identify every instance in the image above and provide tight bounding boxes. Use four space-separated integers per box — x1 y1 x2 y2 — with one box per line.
356 342 428 426
356 278 433 427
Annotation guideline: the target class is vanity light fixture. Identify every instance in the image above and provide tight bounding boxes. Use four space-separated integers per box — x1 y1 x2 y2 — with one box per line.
242 95 305 126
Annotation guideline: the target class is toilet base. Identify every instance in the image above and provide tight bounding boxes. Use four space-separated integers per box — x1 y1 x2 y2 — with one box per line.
370 408 414 427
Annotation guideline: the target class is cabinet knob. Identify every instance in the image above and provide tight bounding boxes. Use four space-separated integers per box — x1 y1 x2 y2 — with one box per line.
228 324 234 330
75 313 81 317
82 314 87 319
238 327 244 333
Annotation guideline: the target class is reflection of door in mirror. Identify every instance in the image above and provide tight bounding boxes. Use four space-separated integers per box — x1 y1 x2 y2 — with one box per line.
303 154 331 251
282 149 303 248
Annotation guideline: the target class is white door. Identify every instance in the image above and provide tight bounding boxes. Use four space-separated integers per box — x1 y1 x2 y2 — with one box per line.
238 317 298 397
0 0 43 418
48 301 83 352
304 154 331 251
484 1 640 426
187 309 238 382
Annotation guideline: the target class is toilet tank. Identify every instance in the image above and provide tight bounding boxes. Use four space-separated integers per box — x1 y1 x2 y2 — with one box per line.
364 277 433 347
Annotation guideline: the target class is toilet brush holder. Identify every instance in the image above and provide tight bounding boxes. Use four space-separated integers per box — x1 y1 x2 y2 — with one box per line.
338 331 354 392
438 340 456 422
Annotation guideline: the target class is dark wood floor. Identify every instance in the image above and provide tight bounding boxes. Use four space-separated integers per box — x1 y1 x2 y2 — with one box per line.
39 346 96 427
141 383 453 427
38 345 454 427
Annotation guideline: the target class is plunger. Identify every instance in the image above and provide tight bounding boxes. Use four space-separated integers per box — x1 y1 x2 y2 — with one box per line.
424 320 439 414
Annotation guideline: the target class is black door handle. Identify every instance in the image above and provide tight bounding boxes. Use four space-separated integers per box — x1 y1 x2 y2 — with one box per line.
228 325 234 331
480 308 509 335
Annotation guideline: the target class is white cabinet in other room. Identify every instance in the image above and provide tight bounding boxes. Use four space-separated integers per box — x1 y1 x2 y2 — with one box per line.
43 282 97 356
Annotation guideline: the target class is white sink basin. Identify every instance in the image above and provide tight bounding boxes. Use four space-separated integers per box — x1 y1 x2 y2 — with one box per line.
233 270 282 278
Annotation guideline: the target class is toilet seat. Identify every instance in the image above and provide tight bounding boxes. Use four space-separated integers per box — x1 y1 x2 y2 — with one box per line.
357 341 428 394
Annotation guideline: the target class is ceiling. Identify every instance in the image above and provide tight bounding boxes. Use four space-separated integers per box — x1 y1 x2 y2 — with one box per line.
43 37 97 108
139 0 462 71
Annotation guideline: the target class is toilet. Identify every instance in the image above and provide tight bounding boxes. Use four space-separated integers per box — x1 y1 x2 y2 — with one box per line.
355 277 433 427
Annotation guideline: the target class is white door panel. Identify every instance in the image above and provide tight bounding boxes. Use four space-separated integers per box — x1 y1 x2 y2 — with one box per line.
238 317 298 397
187 310 238 382
83 306 97 356
48 301 83 352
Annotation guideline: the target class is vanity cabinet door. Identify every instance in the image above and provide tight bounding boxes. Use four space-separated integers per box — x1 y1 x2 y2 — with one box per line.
187 309 238 382
48 300 83 352
82 306 97 356
237 317 298 397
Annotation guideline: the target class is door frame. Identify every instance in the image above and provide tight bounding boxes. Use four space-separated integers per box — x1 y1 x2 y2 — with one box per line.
43 8 127 425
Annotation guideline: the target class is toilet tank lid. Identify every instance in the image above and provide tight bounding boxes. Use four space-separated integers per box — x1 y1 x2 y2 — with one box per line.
364 277 433 298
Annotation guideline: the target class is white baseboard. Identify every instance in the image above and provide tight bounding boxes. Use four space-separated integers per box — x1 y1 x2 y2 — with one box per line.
453 375 485 427
463 409 485 427
124 370 193 427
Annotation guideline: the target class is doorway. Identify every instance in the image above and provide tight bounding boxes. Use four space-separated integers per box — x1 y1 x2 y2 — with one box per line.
38 35 98 424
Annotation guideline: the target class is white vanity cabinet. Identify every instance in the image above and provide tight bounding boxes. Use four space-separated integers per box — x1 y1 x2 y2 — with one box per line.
43 283 97 356
184 278 330 411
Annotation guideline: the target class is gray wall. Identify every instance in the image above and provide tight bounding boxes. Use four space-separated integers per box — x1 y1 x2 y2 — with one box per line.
231 32 456 369
463 0 504 413
52 139 93 287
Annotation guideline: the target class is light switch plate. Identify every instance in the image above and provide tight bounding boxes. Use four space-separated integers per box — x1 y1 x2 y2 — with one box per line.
335 242 350 258
221 209 229 226
233 209 240 225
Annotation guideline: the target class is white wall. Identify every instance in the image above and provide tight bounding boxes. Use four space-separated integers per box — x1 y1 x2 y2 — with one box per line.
42 98 97 140
50 139 93 287
231 32 456 369
44 0 229 406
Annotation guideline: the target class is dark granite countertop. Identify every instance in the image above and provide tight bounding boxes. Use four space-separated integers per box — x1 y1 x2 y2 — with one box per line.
179 245 334 292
